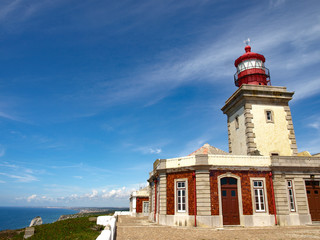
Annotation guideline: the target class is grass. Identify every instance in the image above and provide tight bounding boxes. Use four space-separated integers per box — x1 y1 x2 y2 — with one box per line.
0 216 103 240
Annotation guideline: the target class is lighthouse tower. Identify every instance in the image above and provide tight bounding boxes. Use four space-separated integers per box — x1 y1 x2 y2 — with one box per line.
222 44 298 156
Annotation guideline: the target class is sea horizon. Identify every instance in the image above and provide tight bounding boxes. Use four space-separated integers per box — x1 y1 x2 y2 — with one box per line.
0 206 129 231
0 206 78 231
0 205 128 209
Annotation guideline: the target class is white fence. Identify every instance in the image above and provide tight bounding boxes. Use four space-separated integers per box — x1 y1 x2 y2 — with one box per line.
114 211 131 216
96 230 111 240
96 211 131 240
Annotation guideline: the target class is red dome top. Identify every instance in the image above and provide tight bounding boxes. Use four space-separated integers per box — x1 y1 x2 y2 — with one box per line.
234 45 265 67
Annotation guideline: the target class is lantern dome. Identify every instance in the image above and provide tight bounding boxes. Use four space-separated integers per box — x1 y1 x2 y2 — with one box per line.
234 45 270 87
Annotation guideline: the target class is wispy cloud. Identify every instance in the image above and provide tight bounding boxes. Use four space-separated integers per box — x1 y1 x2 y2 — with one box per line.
18 194 55 203
0 161 42 183
0 145 5 157
299 137 320 155
0 0 22 21
64 2 320 116
85 189 98 199
50 162 112 174
0 172 38 182
1 1 319 122
0 161 17 168
308 116 320 130
297 115 320 154
269 0 286 8
21 185 137 204
134 146 162 155
293 78 320 101
177 137 208 157
0 0 64 27
27 194 37 202
101 187 132 199
27 135 66 150
0 111 22 122
1 1 320 208
0 160 47 182
124 162 152 172
42 184 84 195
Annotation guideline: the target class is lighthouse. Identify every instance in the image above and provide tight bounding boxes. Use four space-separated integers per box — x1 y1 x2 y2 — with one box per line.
145 42 319 229
222 44 298 156
234 44 270 87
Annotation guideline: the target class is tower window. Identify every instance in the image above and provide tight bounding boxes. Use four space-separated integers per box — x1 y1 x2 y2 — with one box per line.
265 110 274 123
235 116 239 129
266 111 272 121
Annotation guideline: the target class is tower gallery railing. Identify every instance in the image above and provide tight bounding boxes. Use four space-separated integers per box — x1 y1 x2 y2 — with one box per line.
234 66 270 87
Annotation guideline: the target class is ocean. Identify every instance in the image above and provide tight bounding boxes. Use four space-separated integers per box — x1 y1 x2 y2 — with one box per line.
0 207 78 231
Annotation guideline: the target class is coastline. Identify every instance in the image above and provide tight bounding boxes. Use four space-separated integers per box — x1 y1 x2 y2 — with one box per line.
0 206 78 231
0 207 128 232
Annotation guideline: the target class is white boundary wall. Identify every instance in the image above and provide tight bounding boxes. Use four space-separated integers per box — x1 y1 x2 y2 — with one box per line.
96 211 131 240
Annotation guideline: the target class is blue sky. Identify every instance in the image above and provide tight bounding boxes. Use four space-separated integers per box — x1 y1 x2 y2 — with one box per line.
0 0 320 207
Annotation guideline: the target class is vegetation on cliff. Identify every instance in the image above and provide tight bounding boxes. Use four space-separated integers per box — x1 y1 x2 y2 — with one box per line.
0 216 103 240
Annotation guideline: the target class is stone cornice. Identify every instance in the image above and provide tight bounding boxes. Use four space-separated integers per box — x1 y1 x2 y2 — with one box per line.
221 85 294 115
148 155 320 179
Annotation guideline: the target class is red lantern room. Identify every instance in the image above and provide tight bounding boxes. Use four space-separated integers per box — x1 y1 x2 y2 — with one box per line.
234 44 270 87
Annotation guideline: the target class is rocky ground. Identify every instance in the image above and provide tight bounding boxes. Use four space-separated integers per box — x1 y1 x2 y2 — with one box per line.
116 216 320 240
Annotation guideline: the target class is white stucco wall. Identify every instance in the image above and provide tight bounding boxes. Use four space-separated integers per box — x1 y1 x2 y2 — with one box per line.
208 155 271 167
165 156 196 168
229 106 247 155
251 104 292 156
130 192 137 213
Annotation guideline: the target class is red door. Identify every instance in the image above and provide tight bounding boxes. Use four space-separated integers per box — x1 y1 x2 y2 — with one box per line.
306 181 320 221
221 177 240 225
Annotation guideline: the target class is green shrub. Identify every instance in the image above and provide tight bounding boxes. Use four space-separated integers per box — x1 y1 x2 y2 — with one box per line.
0 216 102 240
29 217 101 240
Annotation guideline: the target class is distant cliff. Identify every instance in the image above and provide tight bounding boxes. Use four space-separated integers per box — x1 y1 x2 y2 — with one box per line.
58 207 129 221
29 216 42 227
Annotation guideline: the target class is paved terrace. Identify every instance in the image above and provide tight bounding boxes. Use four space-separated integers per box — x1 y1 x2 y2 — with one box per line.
116 216 320 240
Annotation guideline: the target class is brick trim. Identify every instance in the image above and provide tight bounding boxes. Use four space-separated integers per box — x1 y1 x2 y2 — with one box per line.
136 197 149 213
210 170 275 216
167 172 195 215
